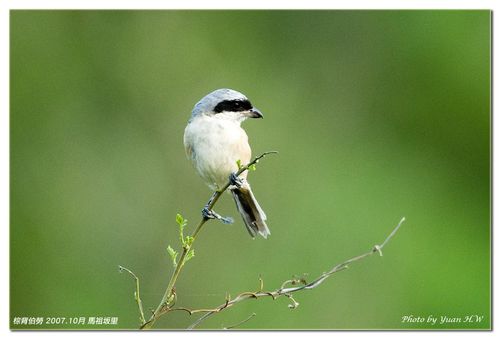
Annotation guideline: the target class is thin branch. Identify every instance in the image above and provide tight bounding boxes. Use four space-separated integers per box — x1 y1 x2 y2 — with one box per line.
121 148 404 330
186 217 406 329
139 151 278 329
118 265 146 325
223 313 257 329
380 216 405 249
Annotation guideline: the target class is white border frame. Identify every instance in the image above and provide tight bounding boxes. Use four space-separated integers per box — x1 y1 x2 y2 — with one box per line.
2 1 497 339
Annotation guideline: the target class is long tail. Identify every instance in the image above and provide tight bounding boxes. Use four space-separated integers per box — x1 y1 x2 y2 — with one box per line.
230 182 270 239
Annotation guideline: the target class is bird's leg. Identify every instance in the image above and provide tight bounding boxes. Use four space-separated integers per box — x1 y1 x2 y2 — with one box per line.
229 172 244 188
205 191 218 207
202 207 234 224
202 192 234 224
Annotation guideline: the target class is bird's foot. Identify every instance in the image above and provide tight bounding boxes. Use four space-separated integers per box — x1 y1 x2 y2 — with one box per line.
202 207 234 224
229 172 244 188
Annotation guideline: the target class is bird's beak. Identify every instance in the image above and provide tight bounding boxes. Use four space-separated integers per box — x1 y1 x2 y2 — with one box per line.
247 107 264 119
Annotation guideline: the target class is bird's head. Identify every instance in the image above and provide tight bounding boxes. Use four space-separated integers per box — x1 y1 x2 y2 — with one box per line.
191 88 263 122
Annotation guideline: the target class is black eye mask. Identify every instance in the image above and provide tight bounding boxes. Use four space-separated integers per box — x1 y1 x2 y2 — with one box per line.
214 99 253 113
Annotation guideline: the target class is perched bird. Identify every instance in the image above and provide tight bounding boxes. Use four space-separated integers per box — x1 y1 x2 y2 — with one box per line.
183 89 270 239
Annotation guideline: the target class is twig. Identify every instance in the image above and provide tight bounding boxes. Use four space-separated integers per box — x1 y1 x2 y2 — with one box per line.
121 149 405 330
118 265 146 325
223 313 257 329
186 217 406 329
139 151 278 329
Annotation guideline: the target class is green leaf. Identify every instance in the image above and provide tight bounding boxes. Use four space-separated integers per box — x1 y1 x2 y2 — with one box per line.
176 213 184 227
184 236 194 247
236 159 243 170
167 245 178 268
185 249 195 262
248 164 257 171
176 213 188 245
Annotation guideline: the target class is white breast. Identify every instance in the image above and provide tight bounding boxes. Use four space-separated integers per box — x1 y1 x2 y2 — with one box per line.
184 115 251 190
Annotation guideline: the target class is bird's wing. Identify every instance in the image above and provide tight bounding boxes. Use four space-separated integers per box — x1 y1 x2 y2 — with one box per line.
185 142 193 159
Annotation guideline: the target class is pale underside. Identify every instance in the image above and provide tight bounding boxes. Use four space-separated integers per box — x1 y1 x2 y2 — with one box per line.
184 114 251 190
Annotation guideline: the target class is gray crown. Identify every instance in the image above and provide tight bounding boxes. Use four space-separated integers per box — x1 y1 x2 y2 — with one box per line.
191 88 248 117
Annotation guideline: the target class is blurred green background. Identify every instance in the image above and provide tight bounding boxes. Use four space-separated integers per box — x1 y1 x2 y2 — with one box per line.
10 10 490 330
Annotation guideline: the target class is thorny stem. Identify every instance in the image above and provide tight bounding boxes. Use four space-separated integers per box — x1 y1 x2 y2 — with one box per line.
140 151 278 329
186 217 406 329
122 151 405 330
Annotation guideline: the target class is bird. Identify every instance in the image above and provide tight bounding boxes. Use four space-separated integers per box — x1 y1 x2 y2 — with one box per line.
183 88 270 239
